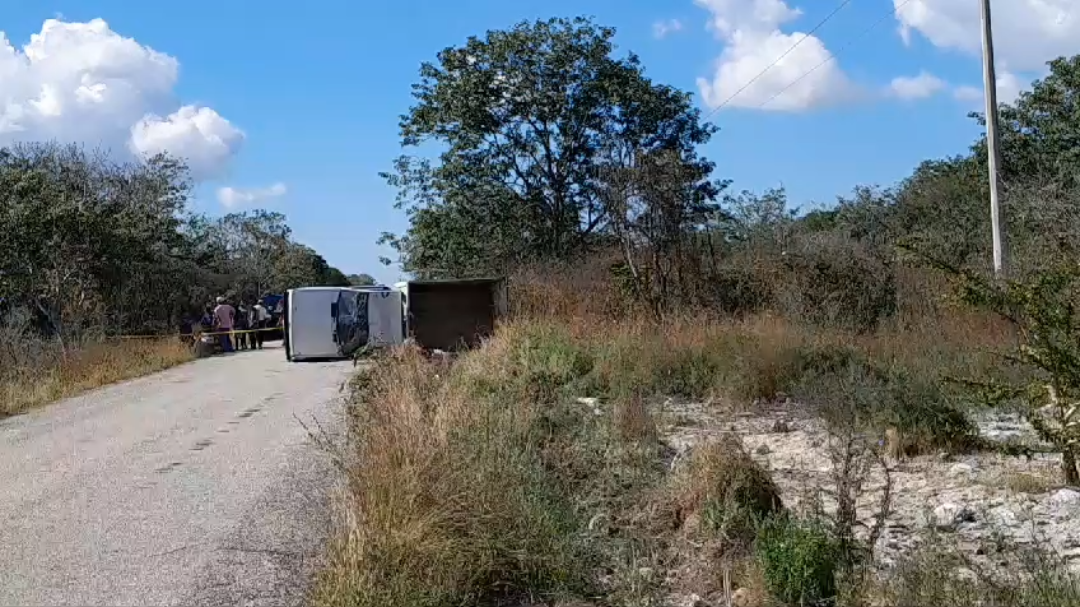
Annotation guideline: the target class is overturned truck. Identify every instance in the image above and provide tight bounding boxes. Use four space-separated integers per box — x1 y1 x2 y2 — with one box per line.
395 278 508 352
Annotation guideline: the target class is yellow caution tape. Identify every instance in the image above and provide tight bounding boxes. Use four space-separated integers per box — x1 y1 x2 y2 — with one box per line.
193 327 283 338
111 326 283 340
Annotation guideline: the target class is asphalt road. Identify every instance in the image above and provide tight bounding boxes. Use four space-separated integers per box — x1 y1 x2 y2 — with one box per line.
0 344 355 607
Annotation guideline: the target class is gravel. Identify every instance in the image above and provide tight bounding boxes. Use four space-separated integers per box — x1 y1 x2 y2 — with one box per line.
0 344 355 607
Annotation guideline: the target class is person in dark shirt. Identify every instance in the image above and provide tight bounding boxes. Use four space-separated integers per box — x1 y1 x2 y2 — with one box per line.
179 315 195 347
235 303 250 350
200 305 215 332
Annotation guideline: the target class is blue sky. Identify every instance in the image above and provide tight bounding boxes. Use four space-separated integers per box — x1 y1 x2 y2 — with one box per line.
1 0 1076 283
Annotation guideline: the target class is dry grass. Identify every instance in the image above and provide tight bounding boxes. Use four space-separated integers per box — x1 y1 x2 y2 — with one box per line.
1002 471 1060 495
0 338 194 417
313 334 623 607
880 537 1080 607
316 265 1067 607
667 435 784 545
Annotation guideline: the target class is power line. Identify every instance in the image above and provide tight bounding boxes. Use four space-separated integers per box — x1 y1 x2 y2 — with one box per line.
702 0 855 119
704 0 916 116
753 0 917 111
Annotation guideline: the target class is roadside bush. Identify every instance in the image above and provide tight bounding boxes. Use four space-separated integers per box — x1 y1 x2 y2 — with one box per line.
316 329 673 607
770 233 897 333
671 435 783 548
755 515 840 607
794 352 980 456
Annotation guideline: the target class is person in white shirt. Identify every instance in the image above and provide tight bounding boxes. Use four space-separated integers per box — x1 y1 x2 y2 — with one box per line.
212 296 236 352
252 301 271 349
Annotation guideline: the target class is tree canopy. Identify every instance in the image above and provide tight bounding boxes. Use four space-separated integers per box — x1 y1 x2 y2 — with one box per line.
0 142 349 339
379 16 722 278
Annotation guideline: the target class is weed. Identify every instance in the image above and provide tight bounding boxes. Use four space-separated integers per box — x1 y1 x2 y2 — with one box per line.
884 534 1080 607
673 435 783 549
754 515 840 607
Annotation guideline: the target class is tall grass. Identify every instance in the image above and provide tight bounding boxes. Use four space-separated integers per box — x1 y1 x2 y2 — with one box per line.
0 336 194 417
314 332 661 607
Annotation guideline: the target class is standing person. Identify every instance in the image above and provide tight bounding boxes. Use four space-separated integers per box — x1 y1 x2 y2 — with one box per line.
213 296 236 352
252 300 270 349
200 304 215 331
235 303 250 350
179 314 195 347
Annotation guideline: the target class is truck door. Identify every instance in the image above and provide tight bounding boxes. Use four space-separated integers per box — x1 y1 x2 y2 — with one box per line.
334 289 370 357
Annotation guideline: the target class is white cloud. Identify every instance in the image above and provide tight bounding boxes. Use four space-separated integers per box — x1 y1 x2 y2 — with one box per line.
952 71 1025 107
895 0 1079 73
0 18 243 179
216 182 287 208
653 19 684 39
131 106 244 180
953 85 981 102
694 0 857 112
888 71 946 100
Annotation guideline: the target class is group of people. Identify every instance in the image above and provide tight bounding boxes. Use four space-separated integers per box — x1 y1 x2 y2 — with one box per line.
199 296 272 353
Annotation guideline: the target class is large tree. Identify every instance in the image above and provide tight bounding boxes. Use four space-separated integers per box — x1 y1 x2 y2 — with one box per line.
379 17 720 278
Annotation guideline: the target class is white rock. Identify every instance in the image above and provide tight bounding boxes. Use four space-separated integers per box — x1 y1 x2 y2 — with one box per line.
989 506 1020 527
931 502 977 531
949 463 976 477
731 588 753 607
955 567 978 582
1048 488 1080 507
676 593 706 607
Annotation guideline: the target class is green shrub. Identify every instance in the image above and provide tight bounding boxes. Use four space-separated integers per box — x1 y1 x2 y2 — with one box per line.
775 232 897 333
755 515 840 607
794 351 979 455
705 265 773 316
930 256 1080 484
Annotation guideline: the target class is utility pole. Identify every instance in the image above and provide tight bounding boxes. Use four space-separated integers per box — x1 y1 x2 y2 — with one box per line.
980 0 1006 277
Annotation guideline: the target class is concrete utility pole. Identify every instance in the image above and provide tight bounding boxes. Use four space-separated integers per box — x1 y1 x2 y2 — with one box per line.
980 0 1007 277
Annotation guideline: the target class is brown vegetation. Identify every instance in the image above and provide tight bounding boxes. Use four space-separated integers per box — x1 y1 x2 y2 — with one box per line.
315 261 1080 607
0 337 193 418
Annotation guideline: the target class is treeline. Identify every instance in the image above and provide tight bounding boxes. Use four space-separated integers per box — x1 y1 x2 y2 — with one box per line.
0 141 351 341
379 17 1080 328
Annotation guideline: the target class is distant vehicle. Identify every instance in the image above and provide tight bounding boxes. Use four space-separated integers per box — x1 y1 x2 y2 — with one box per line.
283 286 403 361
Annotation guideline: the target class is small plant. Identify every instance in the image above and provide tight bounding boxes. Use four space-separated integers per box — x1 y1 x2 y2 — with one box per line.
790 359 894 605
754 515 840 607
